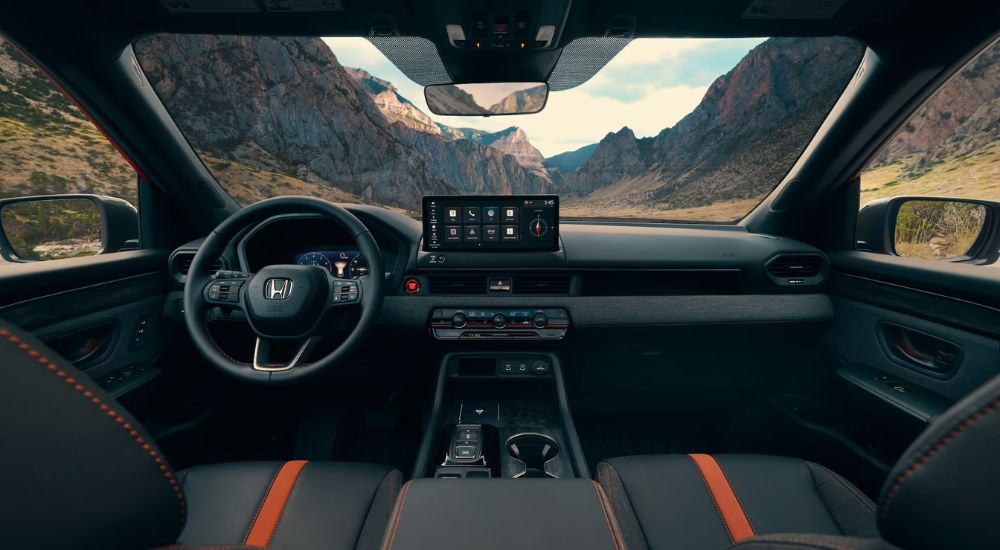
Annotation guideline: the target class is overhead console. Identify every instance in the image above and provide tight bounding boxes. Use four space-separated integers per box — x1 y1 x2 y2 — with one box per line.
423 195 559 252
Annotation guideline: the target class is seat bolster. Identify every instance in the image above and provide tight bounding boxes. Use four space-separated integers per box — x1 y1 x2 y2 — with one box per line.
177 461 400 550
596 462 650 550
728 534 901 550
804 462 878 537
356 468 404 550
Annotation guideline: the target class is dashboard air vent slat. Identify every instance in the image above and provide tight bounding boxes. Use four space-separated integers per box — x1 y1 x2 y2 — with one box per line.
172 252 223 278
766 255 822 278
512 275 572 295
428 275 487 295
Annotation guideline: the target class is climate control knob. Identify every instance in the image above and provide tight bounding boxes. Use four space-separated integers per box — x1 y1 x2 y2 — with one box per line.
492 313 509 329
532 312 548 329
451 312 468 329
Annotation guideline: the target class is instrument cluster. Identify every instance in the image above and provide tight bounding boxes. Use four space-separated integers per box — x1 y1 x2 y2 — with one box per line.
294 250 369 279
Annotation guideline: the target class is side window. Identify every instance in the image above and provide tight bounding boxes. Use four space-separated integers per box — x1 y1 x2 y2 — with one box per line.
0 36 138 262
858 38 999 263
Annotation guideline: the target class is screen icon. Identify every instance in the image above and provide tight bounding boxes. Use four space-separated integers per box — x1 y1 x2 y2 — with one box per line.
464 226 481 241
463 206 481 224
446 207 460 223
484 207 500 223
502 207 519 223
445 226 461 241
502 225 519 241
484 225 500 241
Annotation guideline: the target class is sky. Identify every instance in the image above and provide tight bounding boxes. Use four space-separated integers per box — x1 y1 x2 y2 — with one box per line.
322 37 765 157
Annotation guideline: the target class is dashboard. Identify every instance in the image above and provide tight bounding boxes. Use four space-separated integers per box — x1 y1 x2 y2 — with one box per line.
171 198 832 332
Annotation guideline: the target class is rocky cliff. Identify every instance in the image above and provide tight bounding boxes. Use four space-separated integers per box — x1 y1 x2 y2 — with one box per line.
562 37 866 214
136 35 548 210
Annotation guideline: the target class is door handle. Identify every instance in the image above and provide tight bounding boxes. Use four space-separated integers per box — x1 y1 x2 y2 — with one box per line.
880 323 961 376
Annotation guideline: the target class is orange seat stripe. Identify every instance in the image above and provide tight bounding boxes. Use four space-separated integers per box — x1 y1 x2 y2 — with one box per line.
245 460 309 547
688 454 755 543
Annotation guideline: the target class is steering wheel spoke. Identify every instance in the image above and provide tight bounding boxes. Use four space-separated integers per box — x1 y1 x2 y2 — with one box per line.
253 336 321 372
326 274 364 308
202 271 252 308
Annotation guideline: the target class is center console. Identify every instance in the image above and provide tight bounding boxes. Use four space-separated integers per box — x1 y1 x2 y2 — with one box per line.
412 352 588 481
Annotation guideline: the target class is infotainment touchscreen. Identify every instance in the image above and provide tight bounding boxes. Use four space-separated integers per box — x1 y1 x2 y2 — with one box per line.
423 195 558 251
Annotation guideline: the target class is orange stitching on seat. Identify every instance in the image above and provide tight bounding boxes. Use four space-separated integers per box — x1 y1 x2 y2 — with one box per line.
592 480 625 550
881 398 1000 518
382 480 412 550
0 328 186 520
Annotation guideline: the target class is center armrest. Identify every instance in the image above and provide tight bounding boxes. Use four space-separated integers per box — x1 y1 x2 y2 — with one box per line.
382 479 623 550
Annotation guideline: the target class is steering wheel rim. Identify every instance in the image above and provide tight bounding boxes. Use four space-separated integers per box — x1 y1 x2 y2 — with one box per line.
183 196 384 383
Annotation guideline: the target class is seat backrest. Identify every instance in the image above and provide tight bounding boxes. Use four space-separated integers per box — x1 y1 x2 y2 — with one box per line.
0 320 184 549
877 372 1000 550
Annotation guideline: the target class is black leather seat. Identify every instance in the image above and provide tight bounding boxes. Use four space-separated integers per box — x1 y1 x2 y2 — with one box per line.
0 321 401 550
598 373 1000 550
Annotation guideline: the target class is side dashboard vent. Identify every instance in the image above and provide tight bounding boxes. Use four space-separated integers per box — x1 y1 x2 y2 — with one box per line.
171 252 223 280
765 254 826 286
512 275 572 295
428 275 487 295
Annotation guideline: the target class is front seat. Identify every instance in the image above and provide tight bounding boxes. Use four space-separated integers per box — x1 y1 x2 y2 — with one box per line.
597 373 1000 550
0 321 401 550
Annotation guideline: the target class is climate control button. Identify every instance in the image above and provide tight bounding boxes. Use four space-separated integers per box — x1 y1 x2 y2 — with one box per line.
492 313 509 329
531 312 548 329
451 312 468 328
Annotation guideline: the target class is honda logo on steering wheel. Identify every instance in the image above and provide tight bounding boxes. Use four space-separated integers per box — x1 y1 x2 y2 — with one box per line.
264 278 293 300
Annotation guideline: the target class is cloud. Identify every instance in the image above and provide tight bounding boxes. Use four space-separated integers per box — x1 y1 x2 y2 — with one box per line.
320 37 761 157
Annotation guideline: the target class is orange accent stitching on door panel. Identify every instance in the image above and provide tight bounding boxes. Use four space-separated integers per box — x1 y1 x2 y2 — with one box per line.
244 460 309 547
688 454 755 543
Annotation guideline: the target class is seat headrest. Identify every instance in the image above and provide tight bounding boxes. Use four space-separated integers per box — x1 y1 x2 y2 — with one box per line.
878 372 1000 550
0 321 184 549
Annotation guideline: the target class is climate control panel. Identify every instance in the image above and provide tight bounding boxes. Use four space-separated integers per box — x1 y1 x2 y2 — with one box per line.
429 307 570 340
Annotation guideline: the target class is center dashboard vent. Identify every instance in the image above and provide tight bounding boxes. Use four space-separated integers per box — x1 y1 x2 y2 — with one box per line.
425 274 573 295
511 275 572 295
765 254 826 286
427 275 488 295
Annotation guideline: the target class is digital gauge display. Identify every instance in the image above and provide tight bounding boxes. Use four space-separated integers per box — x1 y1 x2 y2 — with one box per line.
293 250 369 279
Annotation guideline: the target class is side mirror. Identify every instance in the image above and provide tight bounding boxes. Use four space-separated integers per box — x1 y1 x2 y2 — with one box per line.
0 194 138 262
857 196 998 263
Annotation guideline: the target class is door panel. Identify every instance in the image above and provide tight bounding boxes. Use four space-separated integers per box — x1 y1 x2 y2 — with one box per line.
0 251 171 398
818 252 1000 488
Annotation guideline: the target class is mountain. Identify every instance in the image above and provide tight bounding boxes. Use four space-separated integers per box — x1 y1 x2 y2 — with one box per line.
136 35 550 210
475 127 547 172
560 127 655 196
560 37 866 217
343 67 441 135
489 85 547 114
544 143 598 173
424 85 487 115
0 40 137 205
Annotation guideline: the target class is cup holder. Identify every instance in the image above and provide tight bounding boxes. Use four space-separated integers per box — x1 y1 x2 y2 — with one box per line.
506 433 560 478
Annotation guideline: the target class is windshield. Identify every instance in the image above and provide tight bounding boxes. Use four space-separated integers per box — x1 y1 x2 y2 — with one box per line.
135 35 863 222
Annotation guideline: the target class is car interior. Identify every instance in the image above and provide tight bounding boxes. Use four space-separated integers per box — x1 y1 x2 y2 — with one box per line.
1 1 999 549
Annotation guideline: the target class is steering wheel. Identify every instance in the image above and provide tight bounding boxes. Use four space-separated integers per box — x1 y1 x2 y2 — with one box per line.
183 196 384 383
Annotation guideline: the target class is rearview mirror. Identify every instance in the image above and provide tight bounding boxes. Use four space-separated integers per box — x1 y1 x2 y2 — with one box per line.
857 196 998 263
0 194 138 262
424 82 548 116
